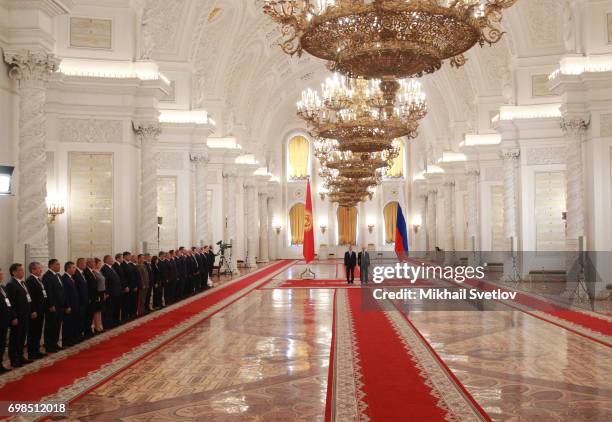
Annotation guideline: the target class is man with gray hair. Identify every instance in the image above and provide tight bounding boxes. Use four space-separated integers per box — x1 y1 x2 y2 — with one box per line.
26 262 47 359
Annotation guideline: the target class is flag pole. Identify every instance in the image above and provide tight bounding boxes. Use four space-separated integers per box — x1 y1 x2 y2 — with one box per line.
300 177 316 279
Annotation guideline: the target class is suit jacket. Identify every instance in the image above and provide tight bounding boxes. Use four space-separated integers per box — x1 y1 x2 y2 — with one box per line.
197 253 207 274
42 270 65 309
114 262 128 290
61 274 79 311
83 268 99 302
6 278 32 320
136 264 149 289
74 270 89 306
0 285 16 328
101 264 122 297
344 251 357 268
358 251 370 268
207 251 215 268
25 275 47 316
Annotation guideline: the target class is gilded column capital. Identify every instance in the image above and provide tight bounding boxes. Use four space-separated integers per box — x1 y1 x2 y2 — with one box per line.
133 121 161 141
4 50 60 88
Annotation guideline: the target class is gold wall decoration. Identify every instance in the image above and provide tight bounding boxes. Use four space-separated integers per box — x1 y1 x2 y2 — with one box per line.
70 17 112 50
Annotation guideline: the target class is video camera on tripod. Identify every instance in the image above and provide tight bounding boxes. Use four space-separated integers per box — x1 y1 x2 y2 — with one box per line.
216 240 233 275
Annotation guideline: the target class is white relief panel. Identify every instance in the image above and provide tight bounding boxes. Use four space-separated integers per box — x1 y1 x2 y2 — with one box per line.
525 146 566 165
59 119 123 144
156 151 185 170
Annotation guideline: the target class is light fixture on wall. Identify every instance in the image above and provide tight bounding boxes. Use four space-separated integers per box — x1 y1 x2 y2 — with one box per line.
319 191 326 201
413 224 420 234
320 224 327 235
47 203 65 224
273 225 282 235
368 224 375 234
0 166 14 195
412 216 422 234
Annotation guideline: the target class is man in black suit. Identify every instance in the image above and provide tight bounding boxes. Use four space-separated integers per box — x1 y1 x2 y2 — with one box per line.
25 262 47 359
207 245 215 279
143 254 153 313
197 247 208 291
42 259 65 353
158 252 171 306
126 253 140 318
6 263 33 367
344 245 357 285
167 250 178 304
0 266 18 373
82 259 98 338
101 255 122 328
74 258 90 342
61 262 78 347
114 253 129 322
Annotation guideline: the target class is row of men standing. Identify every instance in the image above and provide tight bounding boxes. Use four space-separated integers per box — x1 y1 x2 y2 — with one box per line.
0 245 216 372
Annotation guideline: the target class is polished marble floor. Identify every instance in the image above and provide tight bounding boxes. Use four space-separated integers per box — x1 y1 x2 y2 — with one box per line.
57 262 611 421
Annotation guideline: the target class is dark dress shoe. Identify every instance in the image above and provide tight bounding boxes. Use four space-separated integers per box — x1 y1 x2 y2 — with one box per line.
11 362 23 368
0 366 11 374
37 352 47 358
21 358 34 365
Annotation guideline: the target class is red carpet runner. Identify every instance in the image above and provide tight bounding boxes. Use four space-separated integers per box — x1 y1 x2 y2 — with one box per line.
405 258 612 346
327 289 489 421
0 260 293 407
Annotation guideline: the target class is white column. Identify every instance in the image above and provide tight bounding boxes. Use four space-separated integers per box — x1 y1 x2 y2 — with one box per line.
466 167 481 265
4 50 60 264
443 180 456 264
244 180 258 268
561 118 589 251
258 190 270 263
191 152 210 246
502 148 520 280
222 167 240 274
426 189 437 251
418 193 428 254
133 121 161 256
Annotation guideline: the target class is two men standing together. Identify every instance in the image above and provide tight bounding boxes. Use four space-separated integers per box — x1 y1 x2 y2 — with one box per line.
343 245 370 285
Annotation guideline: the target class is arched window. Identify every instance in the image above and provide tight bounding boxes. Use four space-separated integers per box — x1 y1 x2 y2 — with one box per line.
386 141 404 178
289 203 305 245
337 206 357 245
288 135 309 180
384 202 399 244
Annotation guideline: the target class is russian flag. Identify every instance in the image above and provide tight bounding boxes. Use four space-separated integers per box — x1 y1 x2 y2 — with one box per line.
394 203 409 260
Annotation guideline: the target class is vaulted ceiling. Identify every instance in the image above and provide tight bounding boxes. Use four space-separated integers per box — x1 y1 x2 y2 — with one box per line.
142 0 567 165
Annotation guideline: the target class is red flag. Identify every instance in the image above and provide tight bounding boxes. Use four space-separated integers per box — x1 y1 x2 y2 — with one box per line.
303 178 315 263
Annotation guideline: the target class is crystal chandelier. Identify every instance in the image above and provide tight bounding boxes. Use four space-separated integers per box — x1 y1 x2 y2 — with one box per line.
298 74 426 152
263 0 517 79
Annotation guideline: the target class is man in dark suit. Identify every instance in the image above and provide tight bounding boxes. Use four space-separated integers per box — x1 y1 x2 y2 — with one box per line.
42 259 65 353
158 252 171 306
25 262 47 359
207 245 216 279
74 258 90 342
0 266 18 373
114 253 129 323
143 254 153 313
6 263 33 367
61 262 78 347
167 250 178 304
344 245 357 285
197 247 208 291
126 253 140 318
82 259 98 338
101 255 122 328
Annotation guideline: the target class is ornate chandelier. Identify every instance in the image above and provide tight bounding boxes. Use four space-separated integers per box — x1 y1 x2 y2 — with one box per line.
264 0 517 79
298 74 426 152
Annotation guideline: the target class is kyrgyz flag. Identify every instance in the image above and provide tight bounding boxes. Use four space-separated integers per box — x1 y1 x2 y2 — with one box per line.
303 178 315 263
395 203 409 260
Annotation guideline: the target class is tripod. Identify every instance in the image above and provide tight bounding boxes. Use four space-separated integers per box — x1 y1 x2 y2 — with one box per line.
217 248 234 276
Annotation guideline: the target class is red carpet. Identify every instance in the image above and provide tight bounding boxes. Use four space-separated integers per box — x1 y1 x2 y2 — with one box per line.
405 258 611 344
280 279 437 288
345 289 487 421
462 278 612 341
0 260 293 405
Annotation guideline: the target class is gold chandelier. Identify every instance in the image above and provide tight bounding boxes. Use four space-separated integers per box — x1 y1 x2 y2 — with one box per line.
264 0 517 79
298 74 426 153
